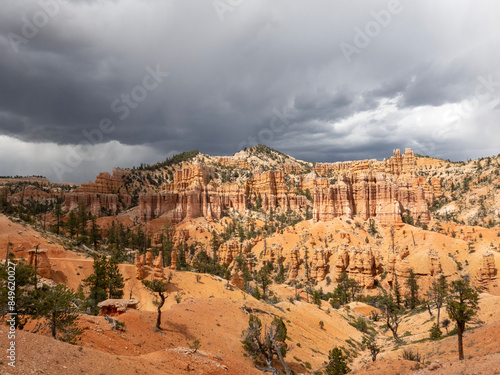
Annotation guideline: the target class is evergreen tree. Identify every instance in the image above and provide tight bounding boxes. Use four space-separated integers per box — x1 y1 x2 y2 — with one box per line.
324 347 351 374
89 214 101 248
54 202 62 235
255 263 273 299
446 276 480 360
331 272 359 307
0 256 36 329
393 275 403 308
67 210 78 238
210 230 220 260
161 223 175 266
380 293 402 342
77 202 88 241
426 274 448 328
33 285 82 342
405 269 420 309
362 334 380 362
82 255 109 315
106 258 124 299
82 255 124 315
242 315 289 373
176 242 187 270
142 276 171 331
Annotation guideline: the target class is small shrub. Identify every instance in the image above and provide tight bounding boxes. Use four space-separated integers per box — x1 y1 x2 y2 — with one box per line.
189 339 201 353
402 348 421 363
429 323 442 340
174 293 182 304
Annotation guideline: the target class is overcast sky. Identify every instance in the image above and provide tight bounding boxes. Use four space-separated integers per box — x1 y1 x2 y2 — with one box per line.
1 0 499 183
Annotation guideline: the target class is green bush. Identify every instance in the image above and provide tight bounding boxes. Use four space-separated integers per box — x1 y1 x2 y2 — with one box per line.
429 323 442 340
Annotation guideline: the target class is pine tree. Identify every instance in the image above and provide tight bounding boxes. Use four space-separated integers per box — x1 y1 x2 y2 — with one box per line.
77 202 88 241
210 230 220 261
106 258 124 299
161 223 175 266
67 211 78 238
242 315 289 373
393 275 403 308
381 293 402 342
34 285 82 342
89 214 101 248
0 256 36 329
82 255 109 315
142 276 171 331
255 263 273 299
405 269 420 309
324 347 351 374
82 255 124 315
447 276 480 360
54 202 62 235
426 274 448 327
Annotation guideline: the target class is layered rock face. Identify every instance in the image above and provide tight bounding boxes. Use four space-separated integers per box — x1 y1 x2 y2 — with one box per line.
428 250 443 276
218 239 253 266
139 166 309 223
260 243 284 267
386 246 411 285
310 248 332 282
476 252 497 289
288 247 302 279
313 149 431 226
76 168 127 194
333 245 380 288
65 168 130 216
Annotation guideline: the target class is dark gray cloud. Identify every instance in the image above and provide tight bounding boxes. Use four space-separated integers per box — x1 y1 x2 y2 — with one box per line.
1 0 500 182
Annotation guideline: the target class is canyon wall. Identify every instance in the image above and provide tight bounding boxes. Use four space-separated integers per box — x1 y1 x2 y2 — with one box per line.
65 168 130 216
138 166 309 223
313 149 432 225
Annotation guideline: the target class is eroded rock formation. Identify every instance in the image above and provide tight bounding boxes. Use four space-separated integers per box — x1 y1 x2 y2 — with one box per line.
310 248 332 282
386 246 411 285
145 249 154 267
27 249 51 278
218 239 253 266
135 251 145 280
331 245 380 288
230 267 245 290
64 168 131 216
428 250 442 276
97 299 139 315
288 247 302 279
313 149 432 226
260 243 284 267
153 251 164 279
476 252 497 289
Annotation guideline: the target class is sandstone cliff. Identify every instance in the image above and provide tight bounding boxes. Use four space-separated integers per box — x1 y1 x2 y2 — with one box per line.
65 168 130 216
313 149 432 226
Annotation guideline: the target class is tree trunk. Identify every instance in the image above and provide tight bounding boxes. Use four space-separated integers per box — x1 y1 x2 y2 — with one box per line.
156 292 165 330
51 311 57 339
270 335 292 375
458 324 464 360
436 306 441 328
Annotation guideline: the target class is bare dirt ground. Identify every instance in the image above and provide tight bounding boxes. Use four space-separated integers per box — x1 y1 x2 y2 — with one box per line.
2 212 500 375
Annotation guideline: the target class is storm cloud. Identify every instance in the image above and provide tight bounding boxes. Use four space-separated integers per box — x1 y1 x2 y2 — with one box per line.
0 0 499 182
